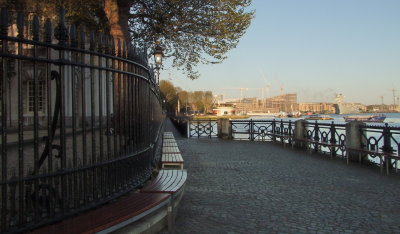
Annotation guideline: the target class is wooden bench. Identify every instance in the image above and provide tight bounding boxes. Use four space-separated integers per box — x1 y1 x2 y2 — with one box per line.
163 132 175 139
163 142 178 147
162 146 180 154
30 193 171 234
141 169 187 232
160 132 184 169
163 139 177 143
346 147 399 174
141 169 187 196
161 153 184 169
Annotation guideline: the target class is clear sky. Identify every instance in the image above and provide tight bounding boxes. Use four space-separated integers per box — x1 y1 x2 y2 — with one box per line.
160 0 400 105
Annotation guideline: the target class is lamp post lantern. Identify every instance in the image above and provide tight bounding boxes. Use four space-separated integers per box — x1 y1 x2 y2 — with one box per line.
153 41 163 84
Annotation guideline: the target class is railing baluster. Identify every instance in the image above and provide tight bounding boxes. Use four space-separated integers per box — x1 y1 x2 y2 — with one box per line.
80 29 88 204
70 24 78 209
98 32 104 198
127 53 133 152
54 7 68 214
16 11 25 226
98 33 104 165
1 8 9 232
105 36 111 196
89 31 96 201
44 18 55 218
32 14 40 221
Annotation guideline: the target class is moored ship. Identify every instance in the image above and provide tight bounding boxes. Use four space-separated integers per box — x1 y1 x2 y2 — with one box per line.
305 114 333 120
334 94 362 114
344 114 386 122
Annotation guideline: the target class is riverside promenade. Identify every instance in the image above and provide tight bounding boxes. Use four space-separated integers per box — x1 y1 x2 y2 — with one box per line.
164 119 400 234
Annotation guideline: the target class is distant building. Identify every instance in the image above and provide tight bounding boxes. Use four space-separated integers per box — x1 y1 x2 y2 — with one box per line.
298 102 335 113
366 104 400 112
226 93 298 114
234 98 257 115
264 93 298 113
212 103 235 116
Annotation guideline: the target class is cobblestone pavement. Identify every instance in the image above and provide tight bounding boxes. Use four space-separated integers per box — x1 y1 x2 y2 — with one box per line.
164 120 400 234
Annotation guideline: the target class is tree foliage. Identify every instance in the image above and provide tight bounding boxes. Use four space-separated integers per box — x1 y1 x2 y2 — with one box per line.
1 0 254 80
0 0 110 32
125 0 254 79
159 80 179 113
160 80 214 115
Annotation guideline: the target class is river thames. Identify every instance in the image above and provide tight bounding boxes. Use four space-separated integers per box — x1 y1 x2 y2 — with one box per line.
248 112 400 127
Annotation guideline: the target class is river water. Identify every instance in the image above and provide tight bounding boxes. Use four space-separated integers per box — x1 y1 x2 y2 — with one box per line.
243 112 400 167
247 112 400 127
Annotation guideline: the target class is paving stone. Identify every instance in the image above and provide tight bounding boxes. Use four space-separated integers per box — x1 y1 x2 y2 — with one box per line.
162 119 400 234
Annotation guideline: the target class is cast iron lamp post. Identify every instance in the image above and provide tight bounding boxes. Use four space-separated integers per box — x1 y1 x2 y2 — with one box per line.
153 41 163 84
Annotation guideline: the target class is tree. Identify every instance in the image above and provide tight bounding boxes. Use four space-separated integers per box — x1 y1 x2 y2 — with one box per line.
1 0 110 33
159 80 178 113
122 0 254 80
178 90 189 112
2 0 253 80
203 91 214 113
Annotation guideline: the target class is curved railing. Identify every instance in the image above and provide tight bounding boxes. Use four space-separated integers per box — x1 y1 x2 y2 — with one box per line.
0 8 164 233
231 119 400 163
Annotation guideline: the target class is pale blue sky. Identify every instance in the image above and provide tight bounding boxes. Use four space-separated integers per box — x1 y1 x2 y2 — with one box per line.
160 0 400 105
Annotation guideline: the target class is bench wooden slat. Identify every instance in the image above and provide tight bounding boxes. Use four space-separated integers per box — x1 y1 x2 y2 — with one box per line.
163 142 178 147
154 170 186 193
163 132 175 139
30 193 170 234
162 153 184 163
161 153 184 169
162 146 180 154
141 170 187 194
163 139 176 143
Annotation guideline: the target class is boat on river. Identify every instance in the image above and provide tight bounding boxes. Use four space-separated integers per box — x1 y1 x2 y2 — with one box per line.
344 114 386 122
304 114 333 120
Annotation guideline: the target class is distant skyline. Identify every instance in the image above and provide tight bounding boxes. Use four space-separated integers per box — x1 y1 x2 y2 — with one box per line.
160 0 400 105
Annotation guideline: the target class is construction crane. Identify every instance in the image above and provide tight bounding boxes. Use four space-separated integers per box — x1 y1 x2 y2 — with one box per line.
220 88 249 102
221 86 271 103
389 88 397 105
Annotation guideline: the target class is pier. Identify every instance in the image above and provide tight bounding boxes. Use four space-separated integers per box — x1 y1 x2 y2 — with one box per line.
166 119 400 233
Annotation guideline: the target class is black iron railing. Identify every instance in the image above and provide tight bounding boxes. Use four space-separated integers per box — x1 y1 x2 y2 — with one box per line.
0 8 164 233
231 119 399 164
359 123 400 166
189 119 217 138
231 119 294 143
303 121 347 156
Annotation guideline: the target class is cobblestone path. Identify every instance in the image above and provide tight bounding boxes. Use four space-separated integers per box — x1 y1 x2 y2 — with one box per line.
165 120 400 234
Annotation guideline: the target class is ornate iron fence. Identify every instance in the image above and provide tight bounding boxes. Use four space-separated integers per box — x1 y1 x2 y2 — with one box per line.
189 119 217 138
303 121 347 156
231 119 399 165
231 119 294 143
359 123 400 166
0 8 164 233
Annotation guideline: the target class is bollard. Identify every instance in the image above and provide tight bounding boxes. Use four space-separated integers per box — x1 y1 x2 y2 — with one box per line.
217 118 232 140
185 120 189 138
294 120 307 149
345 121 367 163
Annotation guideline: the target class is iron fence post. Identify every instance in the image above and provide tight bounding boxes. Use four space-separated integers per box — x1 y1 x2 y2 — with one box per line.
329 121 337 156
288 120 292 145
272 119 276 142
